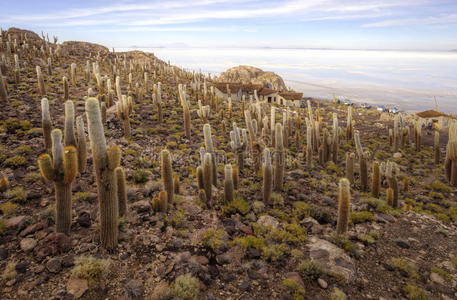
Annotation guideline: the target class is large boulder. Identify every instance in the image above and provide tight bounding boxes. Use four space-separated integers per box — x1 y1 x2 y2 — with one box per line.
217 65 286 91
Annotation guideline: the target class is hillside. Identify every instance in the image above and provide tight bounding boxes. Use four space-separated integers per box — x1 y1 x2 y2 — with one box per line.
217 65 286 91
0 29 457 300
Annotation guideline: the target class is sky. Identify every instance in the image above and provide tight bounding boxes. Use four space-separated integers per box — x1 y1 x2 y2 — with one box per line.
1 0 457 50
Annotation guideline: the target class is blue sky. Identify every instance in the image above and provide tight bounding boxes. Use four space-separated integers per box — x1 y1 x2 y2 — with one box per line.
1 0 457 50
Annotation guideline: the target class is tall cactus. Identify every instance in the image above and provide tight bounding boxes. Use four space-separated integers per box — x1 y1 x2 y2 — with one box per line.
38 129 78 235
434 131 440 165
336 178 351 235
36 65 46 96
202 152 213 207
63 76 69 100
86 97 120 250
345 152 354 184
116 167 128 217
346 106 353 141
371 161 380 198
306 125 312 167
273 123 284 191
230 122 244 170
41 98 52 150
64 101 77 147
414 122 422 152
70 63 76 85
203 124 217 186
116 95 132 138
0 68 7 101
160 149 174 204
445 122 457 186
178 84 191 138
386 161 399 208
263 148 272 204
224 164 234 204
354 131 368 190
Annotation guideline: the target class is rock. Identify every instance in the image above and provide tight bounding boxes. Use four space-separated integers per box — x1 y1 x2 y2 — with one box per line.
217 65 286 91
125 279 143 299
317 278 328 289
216 253 231 265
20 238 37 252
7 215 26 229
306 237 355 282
20 221 47 237
76 211 91 228
46 258 62 273
393 152 402 159
15 261 29 273
66 278 88 298
393 238 410 249
0 248 8 260
131 200 151 213
151 281 170 300
430 272 445 285
196 256 209 265
239 280 251 292
256 215 279 229
62 254 75 268
285 272 304 288
34 232 72 258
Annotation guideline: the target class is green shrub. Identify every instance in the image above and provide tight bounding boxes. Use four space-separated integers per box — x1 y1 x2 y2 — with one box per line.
4 155 27 167
71 256 111 286
350 211 374 224
171 273 200 300
402 285 430 300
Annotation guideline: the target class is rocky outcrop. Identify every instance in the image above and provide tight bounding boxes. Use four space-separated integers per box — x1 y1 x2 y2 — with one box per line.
61 41 109 56
217 65 286 91
7 28 42 41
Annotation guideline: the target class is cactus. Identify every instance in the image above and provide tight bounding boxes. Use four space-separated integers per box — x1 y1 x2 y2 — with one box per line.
178 84 191 138
386 161 399 208
434 131 440 165
160 149 174 204
116 167 127 217
116 95 132 138
345 152 354 184
389 129 393 147
386 187 394 206
47 57 52 75
273 123 284 191
203 124 217 186
152 191 168 213
101 102 107 124
41 98 52 150
70 63 76 85
230 122 244 170
403 177 410 192
36 65 46 96
346 106 353 141
173 175 180 194
306 125 312 167
354 131 368 190
197 100 210 123
196 166 204 190
64 101 77 147
445 122 457 186
232 166 239 189
63 76 69 100
224 164 234 204
270 107 276 145
0 68 7 101
414 122 422 152
371 161 380 198
86 97 120 250
336 178 351 235
38 129 78 235
202 152 213 206
393 115 399 152
263 148 273 204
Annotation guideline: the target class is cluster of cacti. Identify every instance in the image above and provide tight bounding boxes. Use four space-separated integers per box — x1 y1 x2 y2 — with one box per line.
0 67 7 101
414 121 422 151
445 121 457 186
86 97 122 250
116 79 133 138
336 178 351 235
38 129 78 235
230 122 245 170
153 82 163 122
197 100 210 123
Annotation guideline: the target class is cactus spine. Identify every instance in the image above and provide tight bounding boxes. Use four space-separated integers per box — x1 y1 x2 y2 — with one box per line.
38 129 78 235
41 98 52 150
224 164 234 204
371 161 380 198
116 167 127 217
160 149 174 204
263 148 273 204
273 123 284 191
86 97 120 250
336 178 351 235
36 65 46 96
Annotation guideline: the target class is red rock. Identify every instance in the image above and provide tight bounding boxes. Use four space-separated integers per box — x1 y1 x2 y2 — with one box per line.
196 255 209 265
6 216 26 229
20 220 48 237
239 225 253 235
34 233 72 258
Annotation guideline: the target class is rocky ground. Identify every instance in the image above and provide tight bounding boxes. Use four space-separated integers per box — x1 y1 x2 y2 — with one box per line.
0 28 457 300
